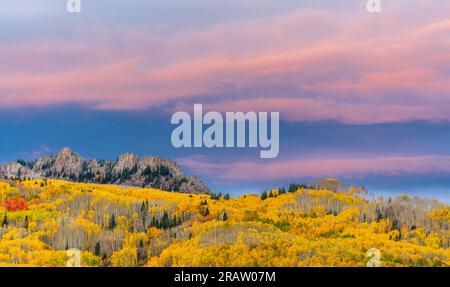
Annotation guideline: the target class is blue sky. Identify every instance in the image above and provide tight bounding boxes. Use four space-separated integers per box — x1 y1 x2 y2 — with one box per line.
1 1 450 202
2 105 450 202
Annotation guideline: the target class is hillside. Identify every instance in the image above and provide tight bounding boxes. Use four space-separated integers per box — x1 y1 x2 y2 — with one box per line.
0 179 449 267
0 148 209 194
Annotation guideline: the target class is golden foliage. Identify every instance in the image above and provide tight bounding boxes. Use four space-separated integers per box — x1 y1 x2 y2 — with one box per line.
0 179 448 267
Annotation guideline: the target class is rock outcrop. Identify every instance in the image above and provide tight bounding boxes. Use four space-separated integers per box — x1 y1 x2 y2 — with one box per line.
0 148 210 194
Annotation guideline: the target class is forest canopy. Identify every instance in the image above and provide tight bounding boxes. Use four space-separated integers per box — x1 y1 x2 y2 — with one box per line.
0 179 448 267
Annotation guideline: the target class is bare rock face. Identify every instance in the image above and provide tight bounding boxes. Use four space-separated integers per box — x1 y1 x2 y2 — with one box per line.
0 162 34 179
112 153 140 176
31 147 84 179
180 176 209 194
0 148 210 194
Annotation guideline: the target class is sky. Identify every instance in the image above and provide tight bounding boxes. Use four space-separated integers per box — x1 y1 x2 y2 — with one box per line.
0 0 450 202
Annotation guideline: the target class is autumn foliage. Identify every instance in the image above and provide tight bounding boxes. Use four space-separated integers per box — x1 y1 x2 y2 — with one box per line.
0 179 449 267
1 198 28 211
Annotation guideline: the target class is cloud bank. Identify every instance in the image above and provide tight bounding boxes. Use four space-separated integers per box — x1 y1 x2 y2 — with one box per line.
180 155 450 181
0 1 449 124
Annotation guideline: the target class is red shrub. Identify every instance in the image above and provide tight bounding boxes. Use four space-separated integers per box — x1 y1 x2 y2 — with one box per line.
1 198 28 211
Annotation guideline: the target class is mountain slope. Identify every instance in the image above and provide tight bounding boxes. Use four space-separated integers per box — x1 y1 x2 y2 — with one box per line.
0 147 209 194
0 179 448 267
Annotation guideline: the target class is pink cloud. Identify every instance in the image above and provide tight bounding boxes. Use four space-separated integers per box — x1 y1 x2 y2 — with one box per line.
180 155 450 181
178 97 450 124
0 3 449 124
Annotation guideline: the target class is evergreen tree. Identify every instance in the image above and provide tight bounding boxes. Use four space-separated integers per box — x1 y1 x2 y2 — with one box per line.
1 214 8 227
288 183 298 193
24 215 29 229
150 217 158 228
137 240 147 263
109 214 116 230
94 242 101 256
161 212 169 228
261 191 268 200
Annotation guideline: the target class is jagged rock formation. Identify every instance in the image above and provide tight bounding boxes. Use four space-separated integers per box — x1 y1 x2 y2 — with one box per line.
0 147 210 194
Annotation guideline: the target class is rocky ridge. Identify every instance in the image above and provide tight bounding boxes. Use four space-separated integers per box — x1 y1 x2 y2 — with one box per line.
0 147 210 194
